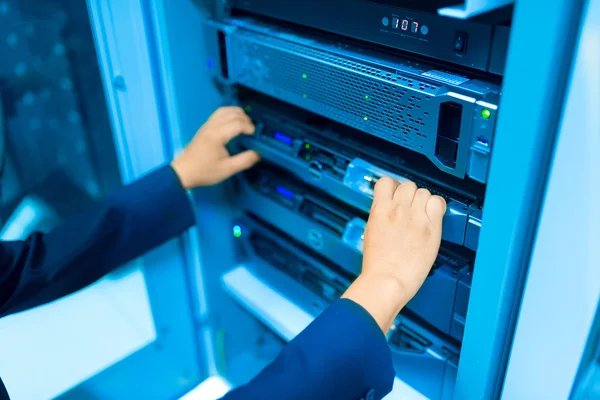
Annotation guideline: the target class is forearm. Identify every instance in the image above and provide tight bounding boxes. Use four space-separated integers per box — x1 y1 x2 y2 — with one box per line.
0 165 195 317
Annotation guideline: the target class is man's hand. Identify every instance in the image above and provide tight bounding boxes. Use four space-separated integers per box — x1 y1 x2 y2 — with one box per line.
363 178 446 302
342 178 446 334
171 106 260 189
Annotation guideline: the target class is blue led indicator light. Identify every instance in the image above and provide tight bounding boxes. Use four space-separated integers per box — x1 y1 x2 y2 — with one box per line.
273 131 293 145
276 185 295 200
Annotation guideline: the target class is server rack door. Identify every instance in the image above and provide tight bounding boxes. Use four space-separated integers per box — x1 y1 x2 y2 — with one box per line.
0 1 206 399
501 0 600 397
67 1 206 398
453 0 588 398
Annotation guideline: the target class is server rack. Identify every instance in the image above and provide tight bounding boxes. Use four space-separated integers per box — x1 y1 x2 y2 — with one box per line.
53 0 598 398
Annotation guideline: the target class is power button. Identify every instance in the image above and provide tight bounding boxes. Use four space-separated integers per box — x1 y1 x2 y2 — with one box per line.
453 32 467 53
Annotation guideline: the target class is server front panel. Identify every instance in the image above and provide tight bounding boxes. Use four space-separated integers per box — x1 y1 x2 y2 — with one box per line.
206 3 510 398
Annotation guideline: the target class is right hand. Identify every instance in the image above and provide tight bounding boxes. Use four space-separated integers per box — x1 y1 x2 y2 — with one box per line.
342 178 446 333
362 178 446 303
171 106 260 189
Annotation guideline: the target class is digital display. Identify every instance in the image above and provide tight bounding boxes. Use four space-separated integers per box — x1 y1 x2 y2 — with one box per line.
391 17 424 35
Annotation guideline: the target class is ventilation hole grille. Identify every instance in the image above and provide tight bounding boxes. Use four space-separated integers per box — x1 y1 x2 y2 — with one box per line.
228 34 443 153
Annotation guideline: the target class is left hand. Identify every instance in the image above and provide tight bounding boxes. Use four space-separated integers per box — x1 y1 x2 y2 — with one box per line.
171 106 261 189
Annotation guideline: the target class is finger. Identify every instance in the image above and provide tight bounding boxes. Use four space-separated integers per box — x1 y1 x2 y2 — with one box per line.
210 106 246 119
218 112 253 129
222 150 261 176
393 180 418 206
218 118 256 144
209 106 247 123
373 177 399 205
412 187 432 210
426 195 447 226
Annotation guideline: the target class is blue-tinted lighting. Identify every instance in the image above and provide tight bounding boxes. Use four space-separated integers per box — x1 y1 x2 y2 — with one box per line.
276 185 295 200
207 58 214 68
273 132 293 146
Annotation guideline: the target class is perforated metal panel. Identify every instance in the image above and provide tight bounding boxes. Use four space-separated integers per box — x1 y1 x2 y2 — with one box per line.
229 34 439 148
211 18 501 179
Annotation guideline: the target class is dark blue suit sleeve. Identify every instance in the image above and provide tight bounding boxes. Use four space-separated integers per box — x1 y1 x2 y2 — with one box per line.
223 299 395 400
0 165 195 318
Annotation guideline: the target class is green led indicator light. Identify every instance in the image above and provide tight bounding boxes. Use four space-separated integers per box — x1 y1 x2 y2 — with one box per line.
303 94 308 98
244 105 252 113
305 155 311 161
365 95 369 99
302 73 308 79
481 109 491 119
304 143 311 149
363 116 369 121
233 225 242 238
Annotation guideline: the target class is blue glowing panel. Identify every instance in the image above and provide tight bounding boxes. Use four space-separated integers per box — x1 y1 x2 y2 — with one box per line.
276 185 295 200
273 132 293 146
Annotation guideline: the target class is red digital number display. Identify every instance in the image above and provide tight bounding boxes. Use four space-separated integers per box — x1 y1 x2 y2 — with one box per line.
392 17 421 34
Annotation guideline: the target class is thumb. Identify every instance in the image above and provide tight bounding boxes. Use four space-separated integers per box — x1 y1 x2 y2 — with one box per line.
222 150 261 177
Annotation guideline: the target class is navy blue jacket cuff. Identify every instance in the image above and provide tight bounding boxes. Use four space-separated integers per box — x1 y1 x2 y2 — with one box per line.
223 298 395 400
290 298 395 399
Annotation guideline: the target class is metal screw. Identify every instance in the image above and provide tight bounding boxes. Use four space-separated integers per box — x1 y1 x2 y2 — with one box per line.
113 75 126 91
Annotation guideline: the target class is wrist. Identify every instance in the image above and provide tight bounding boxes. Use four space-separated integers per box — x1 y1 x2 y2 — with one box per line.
170 158 192 190
365 271 412 302
342 273 411 334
